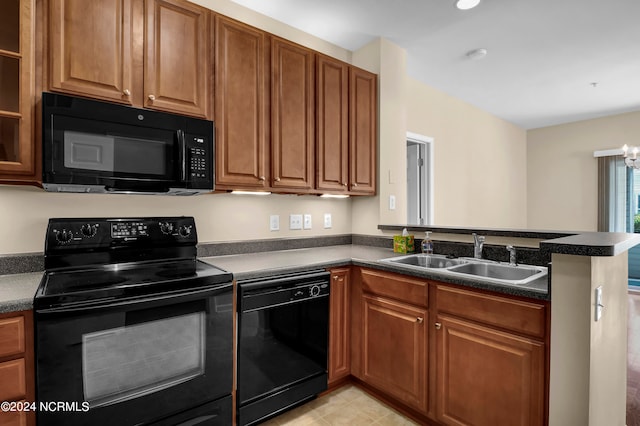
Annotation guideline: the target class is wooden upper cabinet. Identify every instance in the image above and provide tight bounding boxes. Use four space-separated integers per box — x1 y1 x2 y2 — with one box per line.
270 37 314 191
144 0 209 117
214 15 269 190
47 0 210 117
0 0 36 182
349 66 377 195
49 0 134 104
316 54 349 193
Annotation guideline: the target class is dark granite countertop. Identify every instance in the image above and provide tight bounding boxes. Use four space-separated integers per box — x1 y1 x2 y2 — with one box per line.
540 232 640 256
200 245 549 301
0 272 42 314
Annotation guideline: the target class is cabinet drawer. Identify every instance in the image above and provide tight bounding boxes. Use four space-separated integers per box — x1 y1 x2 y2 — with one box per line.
0 401 27 426
361 269 428 307
435 284 546 339
0 316 25 358
0 359 26 401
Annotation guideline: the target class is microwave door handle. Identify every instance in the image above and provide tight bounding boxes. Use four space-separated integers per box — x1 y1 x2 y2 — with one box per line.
177 129 187 182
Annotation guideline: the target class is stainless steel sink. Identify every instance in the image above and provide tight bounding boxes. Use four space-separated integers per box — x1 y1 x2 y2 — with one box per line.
383 254 469 269
447 262 544 281
380 254 547 286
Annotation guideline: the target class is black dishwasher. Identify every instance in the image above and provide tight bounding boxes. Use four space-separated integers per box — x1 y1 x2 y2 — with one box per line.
237 270 330 426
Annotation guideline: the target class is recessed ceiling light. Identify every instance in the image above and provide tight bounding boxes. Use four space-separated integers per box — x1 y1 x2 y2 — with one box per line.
466 48 488 60
456 0 481 10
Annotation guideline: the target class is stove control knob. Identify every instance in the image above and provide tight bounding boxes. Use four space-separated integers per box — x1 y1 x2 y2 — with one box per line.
81 223 97 238
178 225 192 238
310 285 321 297
54 229 73 244
159 222 174 235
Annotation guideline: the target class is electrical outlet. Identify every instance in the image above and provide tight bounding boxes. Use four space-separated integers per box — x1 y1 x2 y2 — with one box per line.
289 214 303 230
269 215 280 231
303 214 312 229
389 195 396 210
324 213 332 229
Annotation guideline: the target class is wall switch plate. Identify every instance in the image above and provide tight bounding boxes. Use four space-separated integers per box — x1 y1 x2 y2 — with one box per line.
303 214 312 229
595 286 604 322
324 213 332 229
289 214 303 230
389 195 396 210
269 215 280 231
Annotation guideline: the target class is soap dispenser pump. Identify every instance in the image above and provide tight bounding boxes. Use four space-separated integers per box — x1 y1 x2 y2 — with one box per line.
421 231 433 254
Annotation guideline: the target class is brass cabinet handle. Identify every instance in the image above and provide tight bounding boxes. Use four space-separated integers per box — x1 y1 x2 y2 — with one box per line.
275 177 281 182
258 176 266 181
148 94 155 101
353 183 358 187
123 89 131 96
435 322 442 330
333 275 339 280
342 182 347 186
416 317 424 324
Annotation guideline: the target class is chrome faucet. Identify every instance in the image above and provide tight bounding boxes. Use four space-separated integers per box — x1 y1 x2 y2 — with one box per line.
472 233 485 259
506 245 517 266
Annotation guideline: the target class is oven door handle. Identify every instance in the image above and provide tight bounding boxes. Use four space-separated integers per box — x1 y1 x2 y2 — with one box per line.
36 284 232 316
177 129 187 182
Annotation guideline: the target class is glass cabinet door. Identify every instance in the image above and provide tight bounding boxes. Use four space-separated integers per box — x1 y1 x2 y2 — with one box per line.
0 0 35 179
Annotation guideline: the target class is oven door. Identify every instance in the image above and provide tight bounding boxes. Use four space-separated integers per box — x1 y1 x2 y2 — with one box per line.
35 284 233 426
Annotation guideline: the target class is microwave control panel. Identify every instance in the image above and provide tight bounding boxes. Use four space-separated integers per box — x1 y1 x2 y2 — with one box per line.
186 134 211 185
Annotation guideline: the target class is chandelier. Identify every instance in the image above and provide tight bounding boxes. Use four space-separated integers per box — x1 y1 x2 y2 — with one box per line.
622 144 640 169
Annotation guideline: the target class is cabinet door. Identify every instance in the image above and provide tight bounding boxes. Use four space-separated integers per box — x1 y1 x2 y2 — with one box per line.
271 37 314 190
436 315 545 426
49 0 134 104
349 67 377 195
316 54 348 192
145 0 209 118
328 268 350 385
362 295 428 413
0 0 35 181
214 16 269 189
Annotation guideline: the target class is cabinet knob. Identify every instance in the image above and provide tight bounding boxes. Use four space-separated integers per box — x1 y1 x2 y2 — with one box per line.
148 94 156 101
275 177 281 182
416 317 424 324
123 89 131 96
342 182 347 186
435 322 442 330
353 183 358 187
258 176 266 181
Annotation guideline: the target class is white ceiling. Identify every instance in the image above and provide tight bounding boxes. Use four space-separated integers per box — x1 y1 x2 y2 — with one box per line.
230 0 640 129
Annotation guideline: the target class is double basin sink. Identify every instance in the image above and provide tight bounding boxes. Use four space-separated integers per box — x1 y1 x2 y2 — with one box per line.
380 254 547 286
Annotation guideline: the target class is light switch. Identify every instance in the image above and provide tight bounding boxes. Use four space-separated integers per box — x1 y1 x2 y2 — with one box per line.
595 286 604 322
389 195 396 210
303 214 312 229
269 215 279 231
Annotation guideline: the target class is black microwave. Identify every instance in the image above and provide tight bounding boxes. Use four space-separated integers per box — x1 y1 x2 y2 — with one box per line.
42 92 214 195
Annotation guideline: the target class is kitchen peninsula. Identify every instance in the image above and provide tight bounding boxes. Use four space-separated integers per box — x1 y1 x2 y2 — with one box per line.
1 228 637 426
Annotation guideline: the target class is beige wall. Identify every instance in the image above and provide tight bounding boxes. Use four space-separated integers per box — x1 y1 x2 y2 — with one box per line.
549 252 628 426
0 185 352 254
527 110 640 231
405 77 528 229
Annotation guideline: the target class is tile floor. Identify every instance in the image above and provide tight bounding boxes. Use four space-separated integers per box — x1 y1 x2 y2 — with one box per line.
262 385 419 426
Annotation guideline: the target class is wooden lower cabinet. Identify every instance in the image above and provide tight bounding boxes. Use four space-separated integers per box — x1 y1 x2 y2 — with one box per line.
0 310 34 426
362 294 428 413
328 268 350 385
435 314 545 426
349 269 548 426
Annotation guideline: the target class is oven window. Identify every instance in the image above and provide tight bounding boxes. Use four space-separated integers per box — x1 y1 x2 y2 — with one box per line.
64 130 169 175
82 312 205 408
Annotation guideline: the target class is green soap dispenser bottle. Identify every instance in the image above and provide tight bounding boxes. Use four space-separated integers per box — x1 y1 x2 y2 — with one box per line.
421 231 433 254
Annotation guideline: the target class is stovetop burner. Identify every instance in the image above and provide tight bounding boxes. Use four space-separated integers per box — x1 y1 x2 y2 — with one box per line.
35 217 232 310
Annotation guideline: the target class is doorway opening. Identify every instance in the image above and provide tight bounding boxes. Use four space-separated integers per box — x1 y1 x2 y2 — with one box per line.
406 132 433 226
